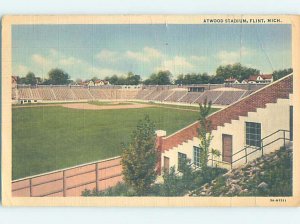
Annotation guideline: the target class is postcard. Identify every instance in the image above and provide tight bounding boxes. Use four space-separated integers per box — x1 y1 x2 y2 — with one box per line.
1 15 300 206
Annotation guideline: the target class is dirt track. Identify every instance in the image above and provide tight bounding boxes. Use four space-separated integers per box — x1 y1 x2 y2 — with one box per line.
61 103 154 110
13 104 65 108
13 102 200 112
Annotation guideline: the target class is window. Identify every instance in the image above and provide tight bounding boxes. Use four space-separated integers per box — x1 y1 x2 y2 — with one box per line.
178 152 187 172
193 146 201 167
245 122 261 147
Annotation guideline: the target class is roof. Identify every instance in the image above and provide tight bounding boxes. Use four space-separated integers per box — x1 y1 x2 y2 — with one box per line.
248 74 273 81
225 77 238 82
94 80 109 84
212 87 244 92
12 76 19 81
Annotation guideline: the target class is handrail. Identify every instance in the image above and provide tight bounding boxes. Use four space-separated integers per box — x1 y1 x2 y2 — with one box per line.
261 129 289 141
231 129 290 166
171 129 290 175
232 144 256 156
232 129 289 157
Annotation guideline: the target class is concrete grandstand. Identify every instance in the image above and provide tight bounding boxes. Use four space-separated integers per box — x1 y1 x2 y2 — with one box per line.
13 83 267 107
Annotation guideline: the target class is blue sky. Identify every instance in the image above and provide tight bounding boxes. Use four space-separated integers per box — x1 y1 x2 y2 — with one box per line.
12 24 291 80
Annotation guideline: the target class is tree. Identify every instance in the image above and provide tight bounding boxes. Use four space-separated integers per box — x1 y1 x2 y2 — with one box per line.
75 78 83 84
25 72 37 85
160 167 181 196
273 68 293 81
91 76 98 82
144 70 172 85
116 76 126 85
175 73 210 85
121 115 158 195
18 72 39 85
47 68 70 85
209 75 224 84
125 72 141 85
105 74 119 85
216 63 260 82
198 99 214 170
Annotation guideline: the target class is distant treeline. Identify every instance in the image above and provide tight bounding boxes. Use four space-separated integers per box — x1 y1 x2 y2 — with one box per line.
16 63 293 86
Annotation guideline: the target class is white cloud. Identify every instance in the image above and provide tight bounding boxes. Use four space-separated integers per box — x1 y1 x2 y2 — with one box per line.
95 47 163 64
60 56 82 66
28 49 125 80
190 55 206 63
96 49 119 62
89 67 123 77
126 47 163 63
125 50 147 62
143 47 163 59
24 48 209 79
157 56 195 74
49 48 58 57
15 64 30 75
216 47 252 65
32 54 52 67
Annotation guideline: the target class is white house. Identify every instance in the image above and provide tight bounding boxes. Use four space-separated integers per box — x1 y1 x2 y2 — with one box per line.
224 77 240 84
87 80 95 86
247 74 273 84
94 80 110 86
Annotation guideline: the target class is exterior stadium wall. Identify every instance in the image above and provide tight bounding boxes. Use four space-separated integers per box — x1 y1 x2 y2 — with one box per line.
160 95 292 171
157 74 293 173
12 156 122 197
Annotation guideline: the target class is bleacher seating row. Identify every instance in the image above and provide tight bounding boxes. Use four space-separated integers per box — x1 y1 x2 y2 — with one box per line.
14 85 259 106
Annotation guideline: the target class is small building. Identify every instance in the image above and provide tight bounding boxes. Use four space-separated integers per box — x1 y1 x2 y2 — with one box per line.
248 74 273 84
187 86 205 92
87 80 95 86
12 76 19 88
94 80 110 86
224 77 240 84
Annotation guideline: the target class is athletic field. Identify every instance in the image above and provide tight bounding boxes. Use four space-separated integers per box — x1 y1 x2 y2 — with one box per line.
12 102 217 179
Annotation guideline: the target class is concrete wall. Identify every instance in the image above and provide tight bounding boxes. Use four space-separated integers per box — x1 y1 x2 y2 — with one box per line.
210 96 292 167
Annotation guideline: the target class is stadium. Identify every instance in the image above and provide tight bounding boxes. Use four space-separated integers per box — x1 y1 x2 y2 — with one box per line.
11 74 293 197
12 82 265 178
10 23 293 197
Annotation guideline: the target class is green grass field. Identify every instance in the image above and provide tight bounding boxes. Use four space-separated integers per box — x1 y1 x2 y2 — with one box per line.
13 104 215 179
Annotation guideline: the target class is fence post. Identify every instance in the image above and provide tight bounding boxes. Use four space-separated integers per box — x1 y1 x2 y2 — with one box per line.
261 141 264 156
245 148 248 164
29 178 32 197
283 130 286 148
63 170 66 197
96 163 99 191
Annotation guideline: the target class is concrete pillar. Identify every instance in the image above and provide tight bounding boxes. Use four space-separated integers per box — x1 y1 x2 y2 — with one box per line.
155 130 167 175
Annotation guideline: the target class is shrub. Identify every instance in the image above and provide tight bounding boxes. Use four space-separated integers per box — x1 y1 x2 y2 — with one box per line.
121 115 157 196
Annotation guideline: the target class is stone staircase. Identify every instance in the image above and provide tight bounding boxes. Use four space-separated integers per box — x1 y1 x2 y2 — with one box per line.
189 143 293 197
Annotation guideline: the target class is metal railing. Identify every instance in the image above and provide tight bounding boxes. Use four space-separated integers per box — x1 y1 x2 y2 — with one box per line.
167 129 291 176
230 129 290 169
199 129 291 170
